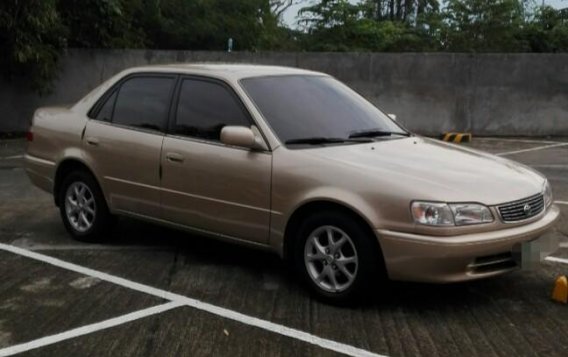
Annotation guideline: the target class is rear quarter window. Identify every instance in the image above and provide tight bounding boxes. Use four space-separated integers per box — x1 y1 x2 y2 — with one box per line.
95 90 117 122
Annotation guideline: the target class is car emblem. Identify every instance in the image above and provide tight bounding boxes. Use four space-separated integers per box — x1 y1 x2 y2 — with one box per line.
523 203 532 216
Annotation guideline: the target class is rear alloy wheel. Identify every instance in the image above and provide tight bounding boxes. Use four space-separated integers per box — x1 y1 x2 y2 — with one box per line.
293 211 384 304
59 171 113 242
64 182 97 233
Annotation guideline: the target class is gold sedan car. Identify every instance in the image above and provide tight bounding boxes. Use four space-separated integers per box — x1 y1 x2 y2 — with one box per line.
25 64 559 303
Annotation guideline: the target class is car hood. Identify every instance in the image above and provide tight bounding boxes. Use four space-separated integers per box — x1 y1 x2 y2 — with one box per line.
303 137 545 206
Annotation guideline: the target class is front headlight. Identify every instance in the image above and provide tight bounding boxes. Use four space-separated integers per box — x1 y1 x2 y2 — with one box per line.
543 180 553 208
449 203 494 225
411 202 454 226
411 202 494 226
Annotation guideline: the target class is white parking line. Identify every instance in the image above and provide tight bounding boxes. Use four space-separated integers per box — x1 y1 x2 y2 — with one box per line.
0 243 385 357
530 164 568 169
546 256 568 265
0 301 183 357
477 138 563 144
497 143 568 156
12 243 170 252
555 201 568 206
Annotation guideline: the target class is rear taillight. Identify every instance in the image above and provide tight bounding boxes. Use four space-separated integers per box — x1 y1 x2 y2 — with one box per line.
26 131 34 142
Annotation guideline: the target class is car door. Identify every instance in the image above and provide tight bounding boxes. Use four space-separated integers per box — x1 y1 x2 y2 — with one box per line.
161 77 272 244
84 74 176 218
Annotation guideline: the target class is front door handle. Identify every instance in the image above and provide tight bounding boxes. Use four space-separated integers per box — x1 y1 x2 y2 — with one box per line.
86 137 99 146
166 152 184 163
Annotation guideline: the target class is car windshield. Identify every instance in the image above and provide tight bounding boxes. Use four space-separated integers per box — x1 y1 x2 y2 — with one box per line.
240 75 408 146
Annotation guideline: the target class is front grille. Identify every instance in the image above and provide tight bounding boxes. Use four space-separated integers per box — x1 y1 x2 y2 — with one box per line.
498 193 544 222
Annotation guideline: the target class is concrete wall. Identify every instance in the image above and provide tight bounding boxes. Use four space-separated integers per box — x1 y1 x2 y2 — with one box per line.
1 49 567 136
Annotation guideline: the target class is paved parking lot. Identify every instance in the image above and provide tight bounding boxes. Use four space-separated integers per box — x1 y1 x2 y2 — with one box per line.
1 137 568 357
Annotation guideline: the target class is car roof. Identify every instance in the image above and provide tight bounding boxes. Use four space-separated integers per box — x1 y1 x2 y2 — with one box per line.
123 63 326 80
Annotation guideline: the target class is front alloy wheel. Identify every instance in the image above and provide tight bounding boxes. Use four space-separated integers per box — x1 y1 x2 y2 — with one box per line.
304 226 358 293
293 210 385 304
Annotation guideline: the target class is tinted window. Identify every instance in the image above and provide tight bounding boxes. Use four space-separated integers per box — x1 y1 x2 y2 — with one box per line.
173 79 251 140
241 76 406 144
113 76 175 131
96 90 117 122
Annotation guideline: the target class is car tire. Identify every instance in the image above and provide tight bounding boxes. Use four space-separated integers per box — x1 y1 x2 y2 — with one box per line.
292 210 385 304
58 170 114 243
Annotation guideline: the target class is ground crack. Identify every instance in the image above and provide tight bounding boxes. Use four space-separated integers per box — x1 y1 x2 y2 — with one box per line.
142 251 179 355
165 251 179 288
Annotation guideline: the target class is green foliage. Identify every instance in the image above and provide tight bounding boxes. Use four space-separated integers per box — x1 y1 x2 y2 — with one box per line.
520 6 568 52
152 0 270 51
0 0 66 93
258 11 304 51
441 0 526 52
57 0 146 48
299 0 568 53
362 0 440 22
299 0 439 51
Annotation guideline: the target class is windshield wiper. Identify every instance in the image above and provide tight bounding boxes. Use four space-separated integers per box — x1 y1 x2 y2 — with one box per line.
348 129 411 139
285 137 372 145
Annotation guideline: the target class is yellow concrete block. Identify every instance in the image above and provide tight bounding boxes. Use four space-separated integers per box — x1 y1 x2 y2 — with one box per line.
441 132 472 143
552 276 568 304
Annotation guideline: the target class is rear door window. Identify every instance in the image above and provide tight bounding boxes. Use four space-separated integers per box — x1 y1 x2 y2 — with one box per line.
112 76 175 132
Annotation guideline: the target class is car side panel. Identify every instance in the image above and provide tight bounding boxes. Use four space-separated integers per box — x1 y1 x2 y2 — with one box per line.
82 120 164 218
160 136 272 244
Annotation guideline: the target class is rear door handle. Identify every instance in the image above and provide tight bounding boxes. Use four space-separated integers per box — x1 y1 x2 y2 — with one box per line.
166 152 184 163
86 137 99 146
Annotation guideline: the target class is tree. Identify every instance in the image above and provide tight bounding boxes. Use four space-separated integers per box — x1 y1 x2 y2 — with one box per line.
57 0 146 48
298 0 437 51
440 0 526 52
146 0 276 51
363 0 440 22
0 0 66 92
260 1 305 50
520 5 568 52
299 0 362 29
271 0 305 22
298 0 365 50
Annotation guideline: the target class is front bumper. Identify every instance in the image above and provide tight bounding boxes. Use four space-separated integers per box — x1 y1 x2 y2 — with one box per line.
377 204 560 283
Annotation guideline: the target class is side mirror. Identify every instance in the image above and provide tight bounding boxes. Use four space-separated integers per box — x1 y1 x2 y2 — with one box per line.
220 126 264 150
388 113 397 121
